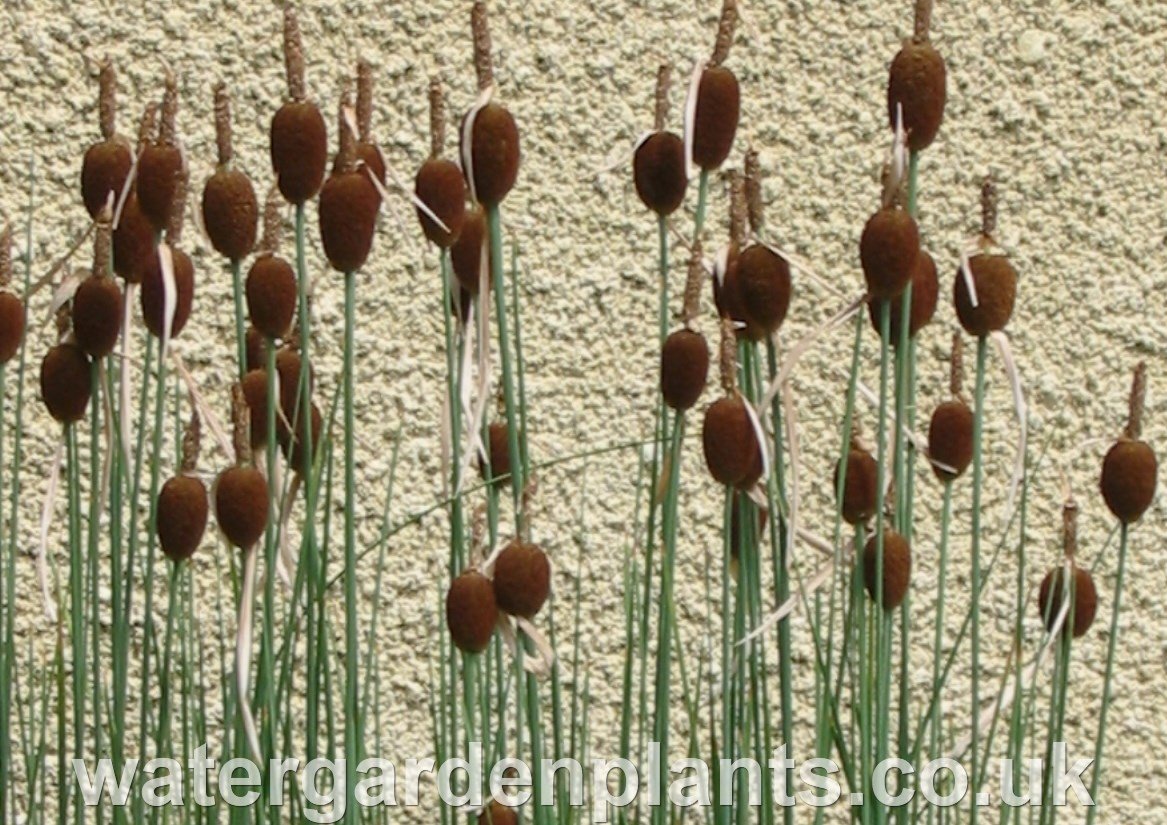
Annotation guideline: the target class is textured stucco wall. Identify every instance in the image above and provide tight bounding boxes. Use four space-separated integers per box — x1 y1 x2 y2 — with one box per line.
0 0 1164 821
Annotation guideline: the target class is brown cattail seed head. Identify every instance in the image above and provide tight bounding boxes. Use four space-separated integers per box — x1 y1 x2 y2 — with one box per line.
215 465 268 550
1038 564 1097 638
446 570 498 653
112 195 155 285
244 325 267 373
660 329 709 412
479 801 518 825
862 530 912 610
451 206 491 294
140 245 194 340
72 251 123 360
691 66 739 172
836 444 878 524
246 254 297 340
633 132 687 217
318 94 379 272
480 421 512 486
492 541 551 618
1101 439 1157 524
928 400 974 481
0 228 20 364
201 86 258 262
462 102 520 207
279 401 322 473
40 343 92 423
954 254 1016 336
137 74 184 234
272 14 325 205
887 0 946 152
415 158 468 248
156 475 209 563
240 369 270 449
702 395 762 489
860 206 919 301
81 61 132 220
737 245 792 336
866 249 937 344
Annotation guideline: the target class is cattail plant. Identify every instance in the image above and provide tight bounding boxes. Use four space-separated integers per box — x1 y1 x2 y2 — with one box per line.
156 410 209 563
687 0 740 175
140 169 194 341
270 7 327 206
446 570 499 653
702 317 763 489
887 0 947 151
202 83 258 262
71 210 123 359
659 242 709 411
246 186 297 341
632 65 687 217
40 323 92 424
112 104 160 284
836 436 878 524
416 77 467 247
137 71 185 233
862 528 911 610
80 59 132 220
492 540 551 618
319 90 380 273
461 3 520 208
451 205 489 293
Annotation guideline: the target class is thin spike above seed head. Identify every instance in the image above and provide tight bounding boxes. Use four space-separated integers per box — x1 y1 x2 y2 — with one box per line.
356 59 374 142
97 58 117 139
744 148 763 232
710 0 738 67
653 63 671 131
429 76 446 159
913 0 934 42
1125 362 1146 441
0 225 10 289
980 174 998 240
213 82 233 167
181 406 201 474
471 1 493 91
283 6 306 102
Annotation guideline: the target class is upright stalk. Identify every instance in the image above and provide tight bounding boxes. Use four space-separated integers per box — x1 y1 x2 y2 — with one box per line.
343 270 360 821
969 336 988 820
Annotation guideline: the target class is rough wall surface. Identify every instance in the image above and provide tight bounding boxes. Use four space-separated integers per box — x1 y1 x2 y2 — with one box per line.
0 0 1163 821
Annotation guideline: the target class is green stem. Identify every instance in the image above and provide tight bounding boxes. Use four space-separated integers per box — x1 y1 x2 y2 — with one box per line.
343 270 360 822
1085 522 1129 824
970 336 988 821
486 206 524 529
231 258 246 377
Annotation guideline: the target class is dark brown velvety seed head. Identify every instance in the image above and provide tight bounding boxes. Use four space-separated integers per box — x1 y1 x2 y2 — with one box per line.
241 369 270 449
464 103 520 207
479 801 518 825
357 142 386 185
72 276 124 358
214 465 268 549
492 541 551 619
692 66 740 171
202 168 258 261
156 475 209 563
451 206 491 294
319 171 380 273
244 325 267 373
928 400 974 481
1038 565 1098 638
836 447 878 525
446 571 499 654
140 247 194 340
40 343 92 423
246 255 297 340
737 245 792 335
276 348 311 417
81 139 133 219
0 292 26 364
868 250 938 344
660 329 709 411
712 245 747 326
270 101 328 205
136 144 184 233
954 254 1017 336
633 131 687 216
702 396 762 489
112 193 156 284
860 207 919 301
479 421 512 486
415 158 467 248
279 402 322 472
862 530 911 610
888 42 947 152
1100 439 1157 524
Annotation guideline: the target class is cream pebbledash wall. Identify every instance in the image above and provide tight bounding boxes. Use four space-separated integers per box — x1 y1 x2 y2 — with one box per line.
0 0 1164 821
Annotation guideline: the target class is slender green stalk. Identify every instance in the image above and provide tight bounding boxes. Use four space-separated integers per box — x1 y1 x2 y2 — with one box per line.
970 336 988 823
343 269 360 822
1085 523 1128 824
231 258 246 377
